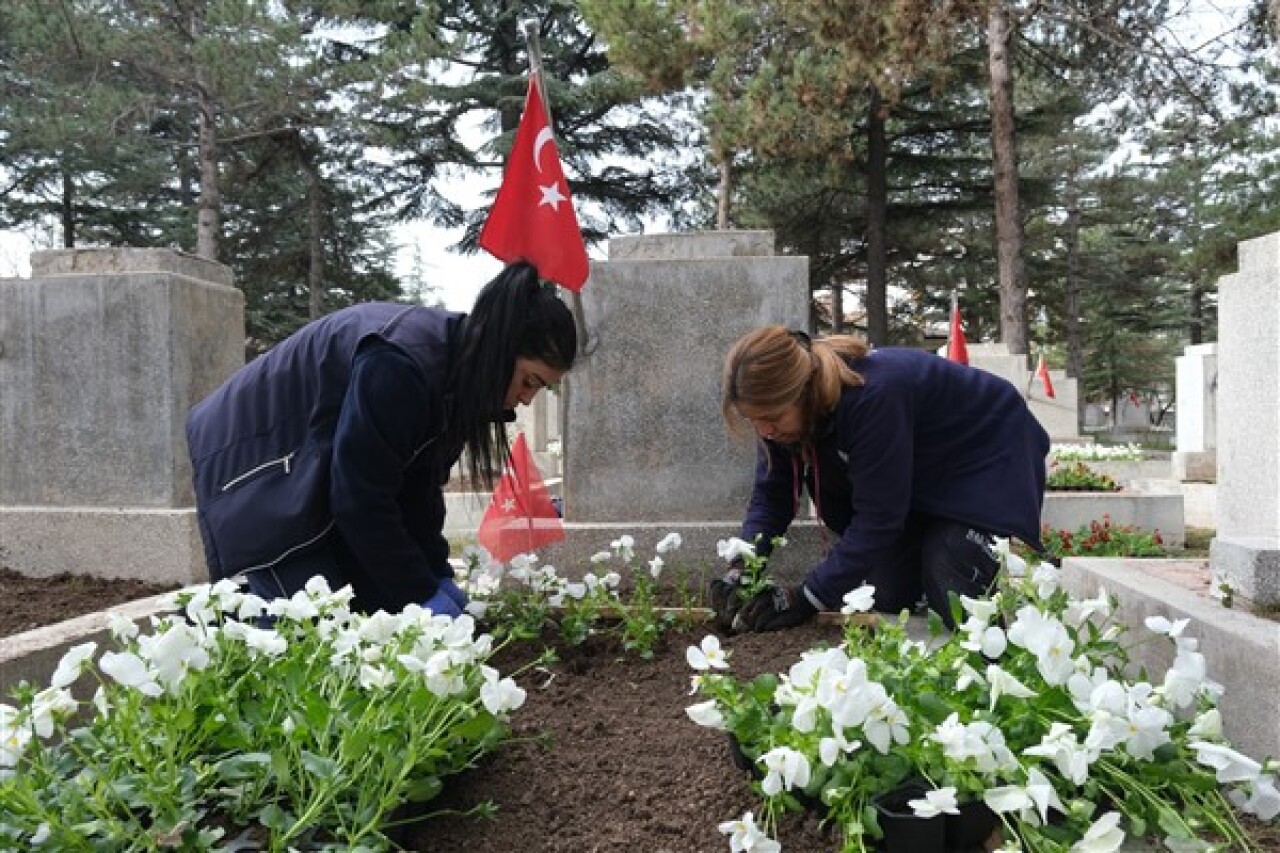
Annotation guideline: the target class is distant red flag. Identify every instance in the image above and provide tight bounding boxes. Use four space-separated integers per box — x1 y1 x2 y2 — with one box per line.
1036 354 1056 399
947 296 969 365
476 432 564 563
478 78 589 291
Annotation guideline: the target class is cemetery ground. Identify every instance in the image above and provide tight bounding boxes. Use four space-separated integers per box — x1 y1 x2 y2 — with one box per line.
2 562 1279 851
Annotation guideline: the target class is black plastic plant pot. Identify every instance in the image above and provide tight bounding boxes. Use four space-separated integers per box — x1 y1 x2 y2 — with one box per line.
873 782 946 853
727 733 757 774
945 800 1000 850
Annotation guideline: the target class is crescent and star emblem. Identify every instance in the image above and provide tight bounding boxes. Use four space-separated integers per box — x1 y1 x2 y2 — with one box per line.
531 126 567 211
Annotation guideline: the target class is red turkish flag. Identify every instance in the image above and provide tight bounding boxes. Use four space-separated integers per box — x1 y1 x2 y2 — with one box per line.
947 298 969 365
478 78 589 291
1036 354 1056 399
476 432 564 563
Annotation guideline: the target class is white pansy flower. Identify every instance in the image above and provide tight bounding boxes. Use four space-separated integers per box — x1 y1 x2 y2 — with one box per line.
818 728 861 766
30 823 51 845
1030 562 1061 598
1024 722 1091 786
718 811 780 853
49 642 97 690
685 700 725 729
985 785 1034 814
1190 740 1262 784
758 746 811 796
648 556 664 579
960 594 999 623
687 635 729 671
716 537 757 564
1070 811 1124 853
986 664 1037 710
1123 705 1172 760
1228 774 1280 821
480 667 526 716
655 532 683 553
909 787 960 818
99 651 163 696
106 612 139 641
588 550 612 564
610 535 635 562
841 584 876 614
1145 614 1190 638
1188 708 1222 739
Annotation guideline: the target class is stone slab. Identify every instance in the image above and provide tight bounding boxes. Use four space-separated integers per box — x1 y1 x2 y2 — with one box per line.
1172 451 1216 483
0 506 207 585
564 240 808 523
1041 491 1185 547
1214 263 1279 541
1209 535 1280 608
1060 557 1280 763
30 247 234 286
0 256 244 506
607 231 776 260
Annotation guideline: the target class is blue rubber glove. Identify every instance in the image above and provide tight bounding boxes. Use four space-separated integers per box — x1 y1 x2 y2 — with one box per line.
423 579 465 618
438 577 468 609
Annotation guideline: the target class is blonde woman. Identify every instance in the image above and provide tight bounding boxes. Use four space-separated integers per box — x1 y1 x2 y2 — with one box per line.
711 326 1049 632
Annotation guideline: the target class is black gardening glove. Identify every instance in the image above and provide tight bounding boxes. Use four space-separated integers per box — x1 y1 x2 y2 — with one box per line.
707 560 747 633
736 584 818 633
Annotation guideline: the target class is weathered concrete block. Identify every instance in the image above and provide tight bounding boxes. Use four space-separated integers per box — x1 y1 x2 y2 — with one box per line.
607 231 776 260
1041 491 1185 548
1210 536 1280 608
1172 450 1216 483
0 248 243 507
0 506 207 585
564 232 808 523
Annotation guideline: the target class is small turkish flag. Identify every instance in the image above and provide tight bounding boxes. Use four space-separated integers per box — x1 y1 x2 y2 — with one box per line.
946 297 969 365
476 432 564 563
478 77 589 291
1036 354 1056 399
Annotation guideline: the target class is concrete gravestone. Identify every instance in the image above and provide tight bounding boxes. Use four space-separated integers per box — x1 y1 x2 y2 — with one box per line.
0 248 243 584
1210 233 1280 608
540 231 818 574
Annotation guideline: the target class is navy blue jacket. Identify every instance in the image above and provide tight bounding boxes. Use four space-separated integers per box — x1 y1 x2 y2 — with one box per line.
186 303 473 612
741 347 1050 608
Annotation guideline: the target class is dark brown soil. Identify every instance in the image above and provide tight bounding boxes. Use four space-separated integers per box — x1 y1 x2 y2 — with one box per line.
3 574 1276 853
0 568 177 637
408 623 843 853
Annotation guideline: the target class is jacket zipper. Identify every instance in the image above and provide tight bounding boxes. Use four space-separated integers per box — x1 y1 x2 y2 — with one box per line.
220 452 295 492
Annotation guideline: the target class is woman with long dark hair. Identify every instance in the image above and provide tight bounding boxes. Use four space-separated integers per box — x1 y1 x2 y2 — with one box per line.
710 325 1049 632
186 261 575 615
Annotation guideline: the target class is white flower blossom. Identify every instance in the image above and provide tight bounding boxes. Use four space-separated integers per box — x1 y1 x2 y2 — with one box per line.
648 556 664 579
909 787 960 818
480 667 526 716
840 584 876 614
718 811 780 853
685 700 725 729
1070 811 1125 853
1228 774 1280 821
1190 740 1262 784
687 635 729 671
49 642 97 690
716 537 757 564
656 532 683 553
758 746 811 796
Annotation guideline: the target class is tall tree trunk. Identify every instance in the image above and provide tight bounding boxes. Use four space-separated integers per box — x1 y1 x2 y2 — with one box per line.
60 170 74 247
716 155 732 229
1063 204 1084 429
986 1 1028 356
306 160 324 320
1188 280 1204 345
195 93 221 260
864 87 888 345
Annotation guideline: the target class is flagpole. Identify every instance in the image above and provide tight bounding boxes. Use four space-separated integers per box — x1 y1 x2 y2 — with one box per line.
518 17 590 483
519 19 552 127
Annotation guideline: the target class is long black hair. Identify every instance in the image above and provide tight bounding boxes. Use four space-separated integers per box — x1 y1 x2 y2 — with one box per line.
449 261 577 490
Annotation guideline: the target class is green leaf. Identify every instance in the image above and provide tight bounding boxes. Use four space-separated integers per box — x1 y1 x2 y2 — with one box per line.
301 750 341 781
